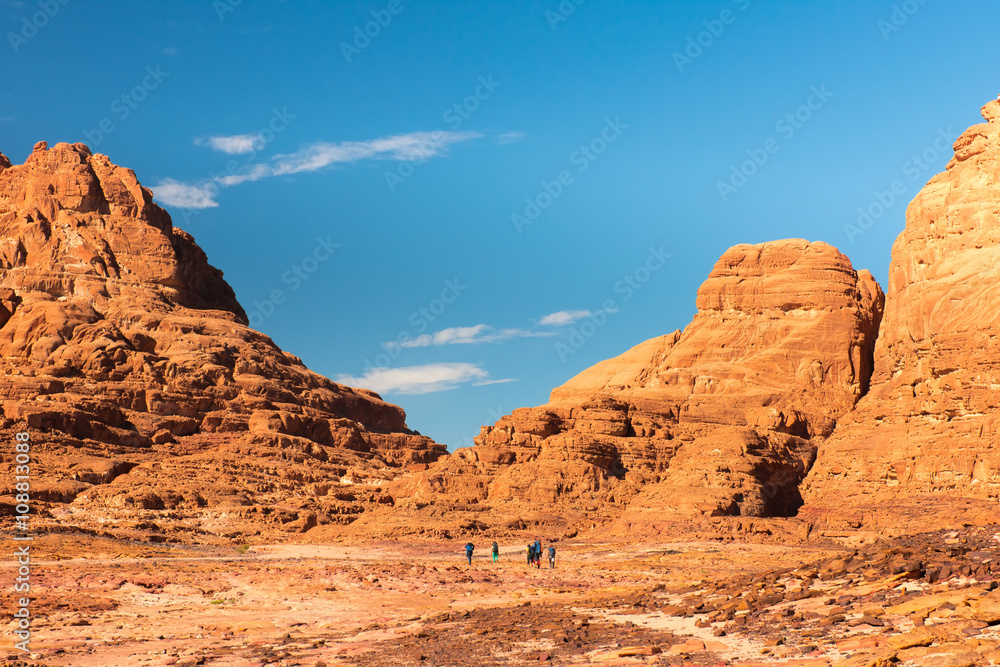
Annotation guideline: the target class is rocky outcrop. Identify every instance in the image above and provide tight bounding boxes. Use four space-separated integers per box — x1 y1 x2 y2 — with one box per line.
0 142 446 538
392 240 884 524
800 97 1000 532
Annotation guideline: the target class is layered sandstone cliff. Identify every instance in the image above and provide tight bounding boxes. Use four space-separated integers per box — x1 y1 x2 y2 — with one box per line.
800 97 1000 532
0 141 446 538
392 240 884 524
16 91 1000 545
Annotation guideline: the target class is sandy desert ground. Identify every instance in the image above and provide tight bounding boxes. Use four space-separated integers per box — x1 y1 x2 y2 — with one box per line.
6 526 1000 667
0 532 839 667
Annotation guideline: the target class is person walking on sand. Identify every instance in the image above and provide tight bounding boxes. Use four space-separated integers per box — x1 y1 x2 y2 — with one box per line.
491 541 499 564
533 539 542 568
526 542 534 567
548 544 556 569
465 542 474 565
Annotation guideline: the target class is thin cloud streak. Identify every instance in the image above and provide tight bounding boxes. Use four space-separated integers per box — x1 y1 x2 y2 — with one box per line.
396 325 556 348
335 363 489 395
539 310 593 326
151 179 219 209
269 131 481 178
497 131 525 144
153 130 481 208
196 133 266 155
473 378 519 386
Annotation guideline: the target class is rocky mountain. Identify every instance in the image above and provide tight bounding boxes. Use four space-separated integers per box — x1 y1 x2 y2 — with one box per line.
0 141 446 540
800 97 1000 534
390 239 884 532
8 95 999 547
387 96 1000 541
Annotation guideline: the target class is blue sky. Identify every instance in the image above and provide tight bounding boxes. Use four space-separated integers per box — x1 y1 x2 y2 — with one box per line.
2 0 999 449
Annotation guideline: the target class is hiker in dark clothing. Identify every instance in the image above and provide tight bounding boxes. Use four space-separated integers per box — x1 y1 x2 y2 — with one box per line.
526 543 534 566
548 545 556 568
491 541 499 563
465 542 474 565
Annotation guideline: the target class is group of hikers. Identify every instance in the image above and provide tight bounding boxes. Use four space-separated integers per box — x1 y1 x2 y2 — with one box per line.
463 540 556 568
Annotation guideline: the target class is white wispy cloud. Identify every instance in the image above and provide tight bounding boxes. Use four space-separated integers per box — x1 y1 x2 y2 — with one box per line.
150 179 219 209
396 325 555 348
269 131 481 177
156 130 481 208
497 131 525 144
473 378 519 386
196 133 266 155
162 47 179 56
538 310 592 326
214 163 270 187
336 363 490 395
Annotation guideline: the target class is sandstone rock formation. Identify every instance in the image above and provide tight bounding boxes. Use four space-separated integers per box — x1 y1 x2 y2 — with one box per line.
800 97 1000 533
0 141 446 539
392 240 884 526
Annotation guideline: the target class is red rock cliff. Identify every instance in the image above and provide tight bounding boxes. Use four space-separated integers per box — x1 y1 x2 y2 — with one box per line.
0 142 446 537
800 97 1000 533
393 240 883 525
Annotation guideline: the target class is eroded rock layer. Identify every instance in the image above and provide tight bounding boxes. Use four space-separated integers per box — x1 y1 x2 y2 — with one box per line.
801 98 1000 532
392 240 883 525
0 141 446 539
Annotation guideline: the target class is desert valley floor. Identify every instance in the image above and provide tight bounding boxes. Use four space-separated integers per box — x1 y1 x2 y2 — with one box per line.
6 525 1000 666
